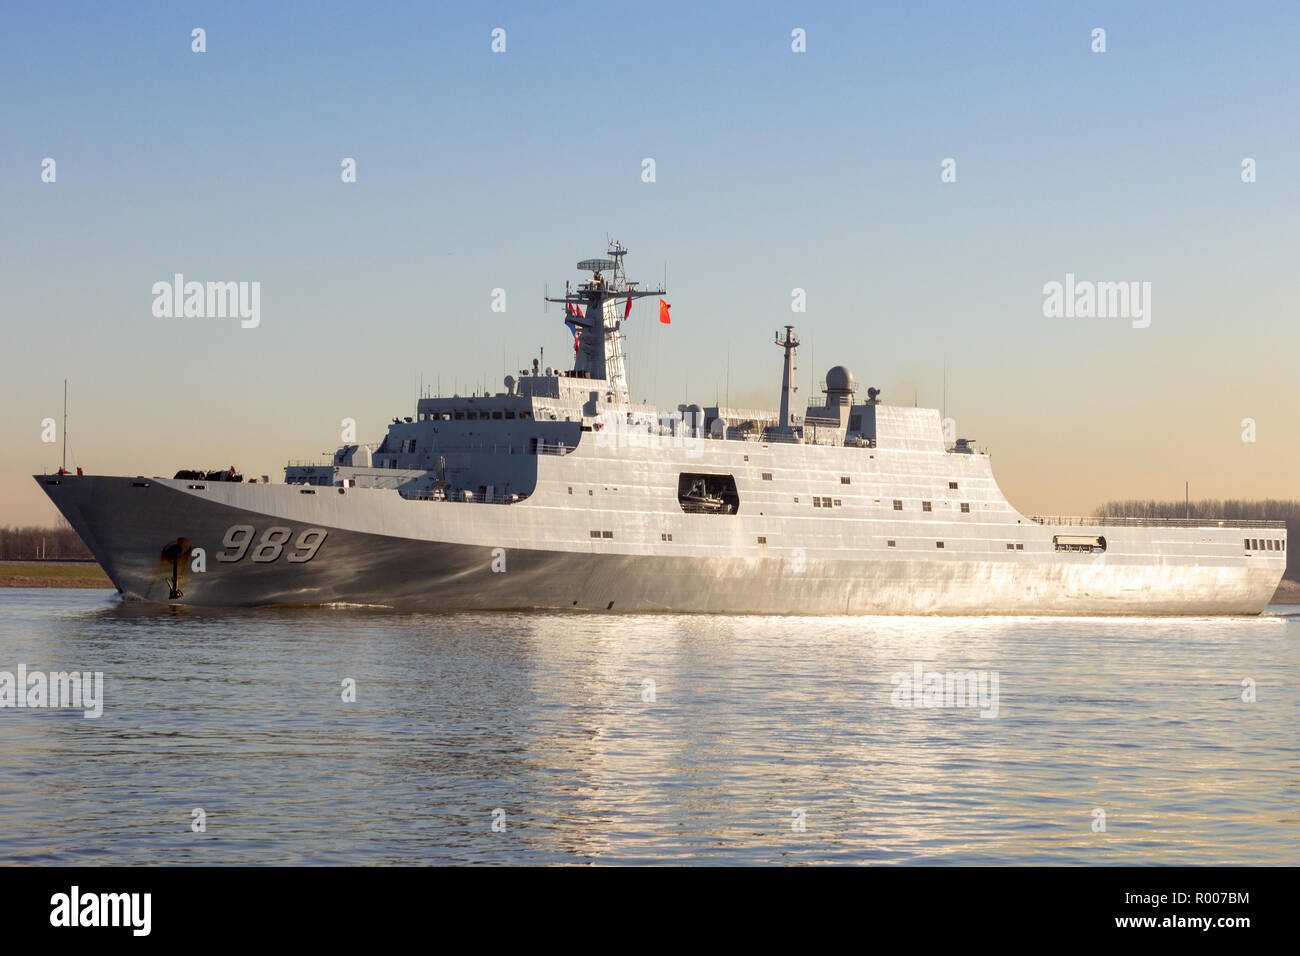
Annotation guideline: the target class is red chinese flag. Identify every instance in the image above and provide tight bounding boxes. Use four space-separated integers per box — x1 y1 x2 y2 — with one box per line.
658 299 671 324
624 296 633 319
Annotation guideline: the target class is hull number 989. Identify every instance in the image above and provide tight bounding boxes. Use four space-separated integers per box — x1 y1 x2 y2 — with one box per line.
216 526 328 563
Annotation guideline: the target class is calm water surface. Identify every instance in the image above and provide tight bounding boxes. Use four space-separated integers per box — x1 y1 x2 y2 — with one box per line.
0 588 1295 865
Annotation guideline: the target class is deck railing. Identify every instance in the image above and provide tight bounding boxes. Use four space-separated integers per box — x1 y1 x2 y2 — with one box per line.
1029 515 1287 529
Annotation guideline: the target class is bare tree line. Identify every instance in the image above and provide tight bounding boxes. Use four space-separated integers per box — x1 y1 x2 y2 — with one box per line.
0 517 92 560
1095 498 1299 581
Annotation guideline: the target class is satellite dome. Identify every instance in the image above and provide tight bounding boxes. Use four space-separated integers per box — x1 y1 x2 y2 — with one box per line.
826 365 855 392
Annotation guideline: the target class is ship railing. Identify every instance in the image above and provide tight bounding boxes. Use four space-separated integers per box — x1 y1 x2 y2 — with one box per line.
400 490 527 505
704 431 875 448
1029 514 1287 529
371 442 574 456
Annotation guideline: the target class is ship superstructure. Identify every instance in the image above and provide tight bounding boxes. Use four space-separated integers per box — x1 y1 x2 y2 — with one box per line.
37 242 1287 613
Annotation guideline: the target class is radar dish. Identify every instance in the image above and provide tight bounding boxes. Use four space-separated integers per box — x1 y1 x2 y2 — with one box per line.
577 259 616 273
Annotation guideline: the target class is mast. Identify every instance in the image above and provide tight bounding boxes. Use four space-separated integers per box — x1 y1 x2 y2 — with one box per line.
775 326 799 426
62 379 67 472
544 240 664 404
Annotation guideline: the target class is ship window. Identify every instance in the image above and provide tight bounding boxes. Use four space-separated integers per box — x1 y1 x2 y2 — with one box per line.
1016 544 1023 550
813 498 821 508
757 536 766 544
743 455 749 461
922 501 932 512
762 472 772 481
602 531 613 538
887 540 896 547
960 502 970 513
568 487 573 495
454 411 465 420
936 541 945 548
1267 539 1274 550
833 499 842 507
506 411 515 419
840 476 850 484
949 481 958 489
493 411 503 420
849 415 861 430
1006 543 1015 550
678 473 740 515
1244 539 1251 549
893 500 903 510
520 411 531 419
793 496 799 503
590 530 600 538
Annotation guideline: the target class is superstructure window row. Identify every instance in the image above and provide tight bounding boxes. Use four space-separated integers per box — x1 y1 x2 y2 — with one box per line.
1245 539 1284 551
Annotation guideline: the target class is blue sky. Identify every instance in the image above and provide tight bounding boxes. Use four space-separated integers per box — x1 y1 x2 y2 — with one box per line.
2 1 1297 522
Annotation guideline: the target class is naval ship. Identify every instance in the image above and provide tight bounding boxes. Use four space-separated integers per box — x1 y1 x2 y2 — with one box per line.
37 243 1286 614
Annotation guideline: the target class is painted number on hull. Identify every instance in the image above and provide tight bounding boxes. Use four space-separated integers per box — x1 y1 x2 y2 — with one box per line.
217 525 328 564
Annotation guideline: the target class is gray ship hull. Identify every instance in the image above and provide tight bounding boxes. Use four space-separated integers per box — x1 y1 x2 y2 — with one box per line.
37 475 1284 615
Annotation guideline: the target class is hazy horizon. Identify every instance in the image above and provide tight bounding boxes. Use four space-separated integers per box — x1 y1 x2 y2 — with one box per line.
3 1 1297 525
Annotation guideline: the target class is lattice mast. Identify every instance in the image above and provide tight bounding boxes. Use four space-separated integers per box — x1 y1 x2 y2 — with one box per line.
544 241 664 404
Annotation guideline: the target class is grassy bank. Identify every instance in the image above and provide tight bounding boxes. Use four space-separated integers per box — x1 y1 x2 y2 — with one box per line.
0 561 113 589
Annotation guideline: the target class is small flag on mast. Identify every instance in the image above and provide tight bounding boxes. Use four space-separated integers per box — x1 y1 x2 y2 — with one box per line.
658 299 671 324
624 296 633 319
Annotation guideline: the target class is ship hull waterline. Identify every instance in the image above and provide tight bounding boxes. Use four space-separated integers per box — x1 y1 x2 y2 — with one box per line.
37 475 1282 616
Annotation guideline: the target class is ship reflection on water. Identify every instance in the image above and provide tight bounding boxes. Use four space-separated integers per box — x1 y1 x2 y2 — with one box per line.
0 590 1295 865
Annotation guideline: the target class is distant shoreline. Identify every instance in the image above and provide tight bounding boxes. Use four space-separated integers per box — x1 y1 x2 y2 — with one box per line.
0 560 114 589
2 559 1297 605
